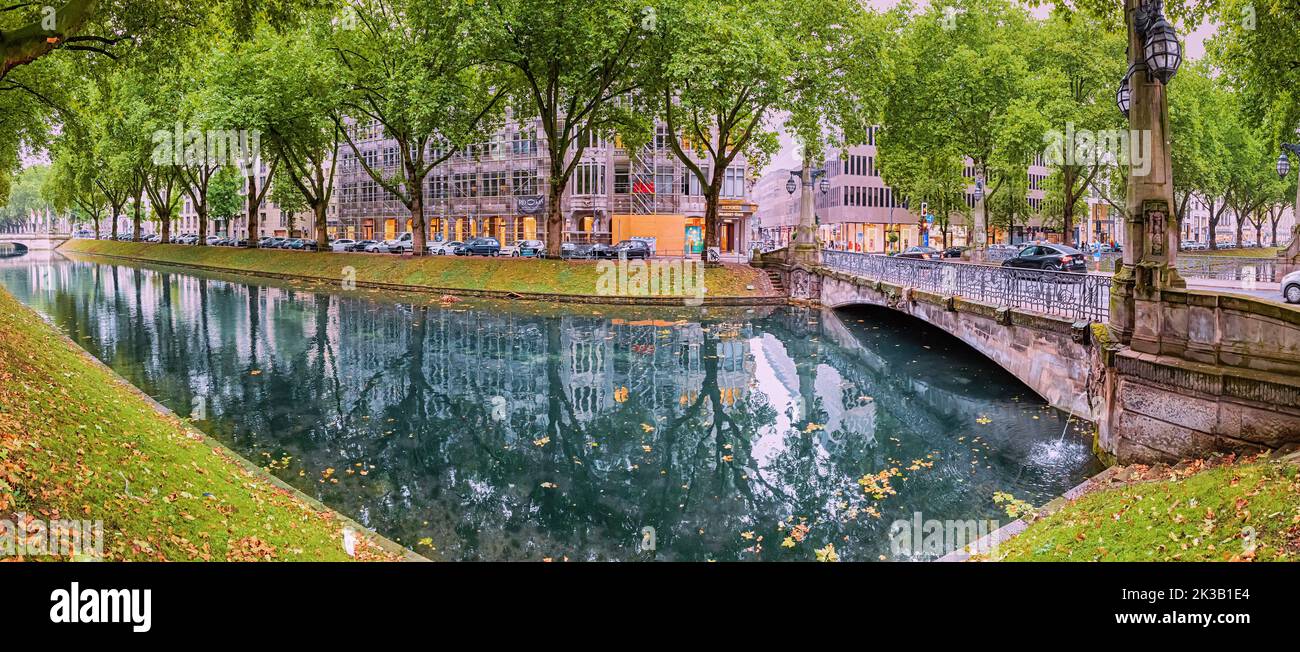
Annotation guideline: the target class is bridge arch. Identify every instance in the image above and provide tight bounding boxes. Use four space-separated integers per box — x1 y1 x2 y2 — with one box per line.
813 270 1099 421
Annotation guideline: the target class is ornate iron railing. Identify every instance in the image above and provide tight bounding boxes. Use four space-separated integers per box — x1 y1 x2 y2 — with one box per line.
821 250 1112 323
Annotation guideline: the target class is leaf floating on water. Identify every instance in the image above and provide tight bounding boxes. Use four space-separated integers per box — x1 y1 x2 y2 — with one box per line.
249 369 262 376
533 436 550 447
975 416 992 425
815 543 839 562
540 482 558 489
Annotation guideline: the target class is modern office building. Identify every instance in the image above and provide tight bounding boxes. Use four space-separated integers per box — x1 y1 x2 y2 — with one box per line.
334 115 756 255
757 127 1057 253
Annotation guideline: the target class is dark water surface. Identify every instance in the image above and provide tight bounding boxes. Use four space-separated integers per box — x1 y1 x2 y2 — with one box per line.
0 252 1101 560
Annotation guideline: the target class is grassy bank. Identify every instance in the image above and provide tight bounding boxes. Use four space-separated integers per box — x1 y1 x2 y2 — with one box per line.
0 287 405 561
61 240 773 301
994 453 1300 561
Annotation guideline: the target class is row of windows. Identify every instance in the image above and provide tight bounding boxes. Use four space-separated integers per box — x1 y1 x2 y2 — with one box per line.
833 185 901 209
339 165 747 202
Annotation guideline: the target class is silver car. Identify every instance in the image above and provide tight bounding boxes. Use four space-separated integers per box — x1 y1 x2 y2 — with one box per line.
1282 270 1300 304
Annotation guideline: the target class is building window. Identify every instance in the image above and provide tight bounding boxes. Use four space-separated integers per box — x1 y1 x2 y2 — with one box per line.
722 166 745 198
481 171 506 197
512 169 537 195
614 165 630 194
571 163 605 195
453 173 476 198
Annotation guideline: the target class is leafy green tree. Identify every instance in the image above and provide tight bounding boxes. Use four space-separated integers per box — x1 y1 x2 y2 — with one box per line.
646 0 877 261
330 0 505 255
483 0 649 257
1027 9 1126 246
243 21 345 250
269 176 309 236
208 167 243 236
44 142 106 236
0 165 50 232
878 0 1036 251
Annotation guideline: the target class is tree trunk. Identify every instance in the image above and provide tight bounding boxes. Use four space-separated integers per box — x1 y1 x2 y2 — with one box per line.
132 200 141 242
245 173 259 246
314 201 329 252
196 206 208 246
160 214 171 244
546 180 564 258
409 169 426 256
92 214 100 239
703 168 725 263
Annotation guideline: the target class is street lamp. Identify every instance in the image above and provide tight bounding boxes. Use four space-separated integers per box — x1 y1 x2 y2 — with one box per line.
1117 2 1182 118
1142 14 1182 84
1279 151 1291 179
819 177 830 195
1116 64 1134 118
786 177 797 195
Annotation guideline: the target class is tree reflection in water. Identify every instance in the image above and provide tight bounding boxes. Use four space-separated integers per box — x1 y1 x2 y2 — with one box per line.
0 256 1101 560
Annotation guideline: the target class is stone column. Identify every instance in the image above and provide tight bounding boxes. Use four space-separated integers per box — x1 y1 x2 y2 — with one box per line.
786 158 822 267
971 176 987 261
1110 0 1185 351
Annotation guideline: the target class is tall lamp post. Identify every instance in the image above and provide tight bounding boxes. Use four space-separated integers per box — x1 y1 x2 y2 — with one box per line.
1110 0 1184 350
1277 143 1300 273
785 160 830 266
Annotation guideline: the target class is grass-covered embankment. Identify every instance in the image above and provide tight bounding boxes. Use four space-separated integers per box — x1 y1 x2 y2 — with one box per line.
995 453 1300 561
61 240 774 301
0 287 406 561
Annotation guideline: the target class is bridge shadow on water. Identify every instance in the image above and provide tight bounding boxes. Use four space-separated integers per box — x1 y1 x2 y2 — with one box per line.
825 304 1103 485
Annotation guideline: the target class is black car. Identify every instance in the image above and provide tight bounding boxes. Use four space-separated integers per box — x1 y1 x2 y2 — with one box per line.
351 240 378 252
1001 244 1087 272
942 246 968 258
894 246 940 260
454 237 501 256
605 240 652 259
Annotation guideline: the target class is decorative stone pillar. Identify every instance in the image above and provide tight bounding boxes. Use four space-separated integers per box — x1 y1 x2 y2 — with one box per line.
1110 0 1185 352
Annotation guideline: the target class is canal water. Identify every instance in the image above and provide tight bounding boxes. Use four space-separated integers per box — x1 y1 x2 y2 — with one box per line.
0 252 1101 560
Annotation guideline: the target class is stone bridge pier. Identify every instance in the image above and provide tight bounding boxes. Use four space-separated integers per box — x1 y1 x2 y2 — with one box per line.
761 253 1300 465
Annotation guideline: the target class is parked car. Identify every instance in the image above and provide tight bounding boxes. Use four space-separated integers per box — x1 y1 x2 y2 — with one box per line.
73 230 95 239
427 240 461 255
145 234 161 243
942 246 968 258
501 239 544 257
894 246 940 260
1282 270 1300 304
331 238 357 252
383 232 413 252
561 242 610 259
364 240 387 253
388 238 418 254
605 240 652 259
1001 244 1087 272
454 237 502 256
264 237 288 249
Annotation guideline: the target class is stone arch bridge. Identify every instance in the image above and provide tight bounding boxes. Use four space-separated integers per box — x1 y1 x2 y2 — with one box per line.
757 249 1300 464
